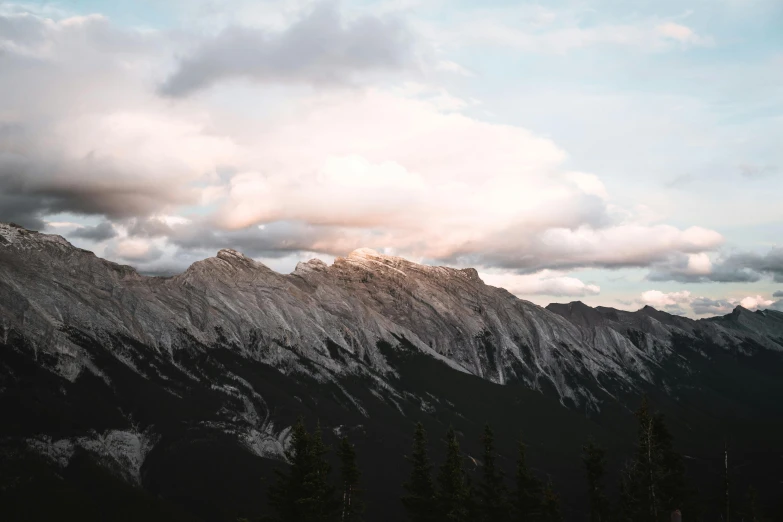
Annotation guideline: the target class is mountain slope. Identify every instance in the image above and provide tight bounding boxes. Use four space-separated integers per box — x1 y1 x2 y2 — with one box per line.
2 222 783 521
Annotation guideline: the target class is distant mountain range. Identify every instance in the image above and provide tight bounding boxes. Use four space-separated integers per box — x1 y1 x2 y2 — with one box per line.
2 221 782 521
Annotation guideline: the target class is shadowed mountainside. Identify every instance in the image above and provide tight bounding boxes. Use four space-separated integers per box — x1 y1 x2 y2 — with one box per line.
1 222 783 521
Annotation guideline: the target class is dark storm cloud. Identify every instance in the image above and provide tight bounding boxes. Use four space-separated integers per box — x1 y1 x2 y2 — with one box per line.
71 221 118 241
0 153 197 225
0 193 47 230
774 290 783 298
159 2 416 97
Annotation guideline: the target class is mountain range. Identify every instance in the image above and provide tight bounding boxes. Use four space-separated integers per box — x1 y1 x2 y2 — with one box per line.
2 221 782 521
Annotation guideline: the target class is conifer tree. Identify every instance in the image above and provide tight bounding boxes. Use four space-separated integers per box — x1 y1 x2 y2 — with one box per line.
465 474 480 522
338 437 364 522
402 423 437 522
619 397 690 522
478 425 510 522
514 437 542 521
583 438 610 522
436 426 470 522
651 414 688 516
268 419 339 522
540 478 563 522
301 423 339 522
268 418 311 522
742 486 762 522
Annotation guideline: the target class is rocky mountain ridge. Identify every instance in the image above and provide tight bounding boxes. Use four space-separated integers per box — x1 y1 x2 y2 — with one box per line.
2 222 782 408
3 221 783 521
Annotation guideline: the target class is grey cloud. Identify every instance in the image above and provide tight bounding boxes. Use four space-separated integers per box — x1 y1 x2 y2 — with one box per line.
0 193 47 230
691 297 735 316
127 218 176 238
0 13 192 226
0 12 48 45
719 249 783 283
71 221 118 242
159 2 416 97
168 220 350 260
771 300 783 311
0 153 197 225
663 305 687 316
774 290 783 298
105 243 164 263
739 163 778 179
648 249 783 283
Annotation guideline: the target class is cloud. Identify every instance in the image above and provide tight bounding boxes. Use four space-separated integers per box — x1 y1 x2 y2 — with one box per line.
774 290 783 298
641 291 778 316
160 2 416 97
200 87 723 273
71 221 118 241
654 22 706 45
649 248 783 283
0 7 727 278
739 163 778 179
444 11 712 54
480 270 600 297
435 60 474 76
640 290 692 314
690 296 735 316
167 221 351 260
105 238 163 263
0 11 239 225
738 295 774 310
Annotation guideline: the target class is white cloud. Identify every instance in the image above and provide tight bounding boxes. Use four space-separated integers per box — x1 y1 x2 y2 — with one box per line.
686 253 713 275
436 60 474 76
656 22 695 42
441 14 712 54
739 295 774 310
640 290 692 308
481 270 600 297
564 172 609 200
108 238 163 262
0 7 728 278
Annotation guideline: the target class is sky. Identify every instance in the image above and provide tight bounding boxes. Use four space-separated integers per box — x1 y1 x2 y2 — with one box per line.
1 0 782 317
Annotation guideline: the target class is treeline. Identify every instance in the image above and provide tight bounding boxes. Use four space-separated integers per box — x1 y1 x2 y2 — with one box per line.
256 420 364 522
253 398 776 521
401 422 562 522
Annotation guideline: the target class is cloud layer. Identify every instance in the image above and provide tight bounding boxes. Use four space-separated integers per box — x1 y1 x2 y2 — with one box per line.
638 290 780 316
649 249 783 283
160 3 416 96
1 3 779 318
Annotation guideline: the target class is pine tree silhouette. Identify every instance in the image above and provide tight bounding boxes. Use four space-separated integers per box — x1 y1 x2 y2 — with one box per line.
540 478 563 522
514 436 542 521
402 423 437 522
583 438 610 522
619 397 690 522
338 437 364 522
436 426 469 522
478 425 511 522
267 418 339 522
